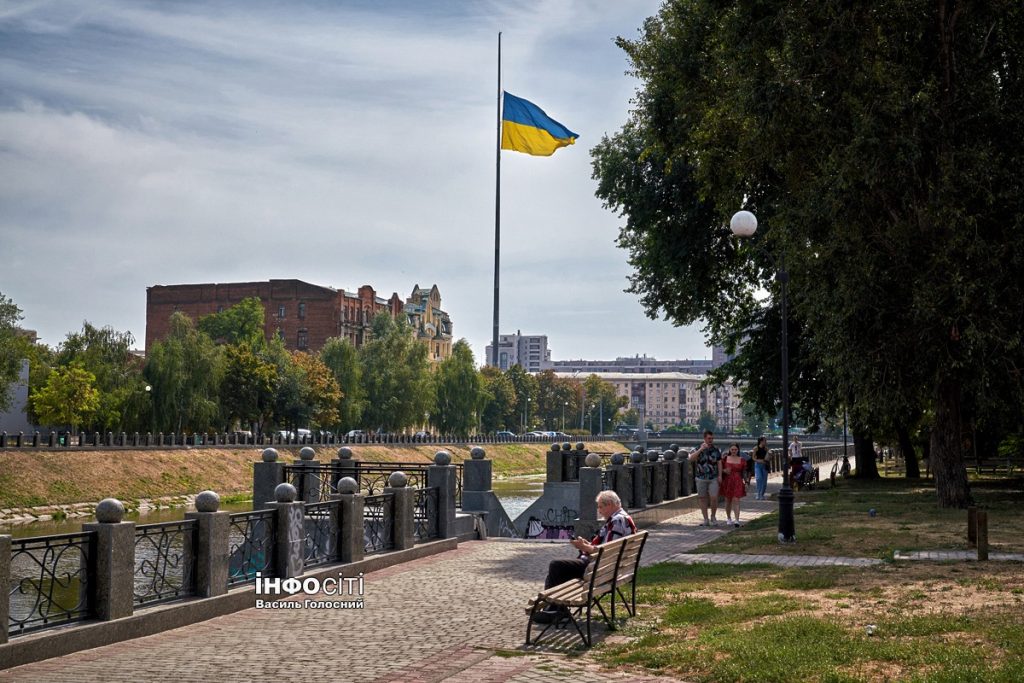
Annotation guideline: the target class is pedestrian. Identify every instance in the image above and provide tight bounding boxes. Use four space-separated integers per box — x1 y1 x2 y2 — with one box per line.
752 436 770 500
687 429 723 526
788 434 802 464
532 490 636 623
721 443 748 526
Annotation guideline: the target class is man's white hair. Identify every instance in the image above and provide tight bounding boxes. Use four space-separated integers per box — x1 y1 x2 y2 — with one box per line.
595 490 621 507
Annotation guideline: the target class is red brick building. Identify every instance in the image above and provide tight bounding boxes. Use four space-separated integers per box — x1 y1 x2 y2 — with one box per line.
145 279 404 354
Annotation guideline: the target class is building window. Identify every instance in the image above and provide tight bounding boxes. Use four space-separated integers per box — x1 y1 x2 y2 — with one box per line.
278 305 286 319
298 302 306 319
297 329 308 350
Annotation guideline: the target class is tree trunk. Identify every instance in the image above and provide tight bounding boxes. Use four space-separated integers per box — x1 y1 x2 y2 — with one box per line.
896 423 921 479
930 378 973 507
853 427 879 479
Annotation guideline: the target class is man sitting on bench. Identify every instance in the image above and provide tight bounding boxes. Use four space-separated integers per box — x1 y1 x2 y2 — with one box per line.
532 490 637 623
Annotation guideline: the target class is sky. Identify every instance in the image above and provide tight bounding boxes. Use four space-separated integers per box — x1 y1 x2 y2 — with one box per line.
0 0 712 363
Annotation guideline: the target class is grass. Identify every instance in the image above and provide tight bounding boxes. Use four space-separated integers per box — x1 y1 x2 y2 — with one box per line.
595 476 1024 682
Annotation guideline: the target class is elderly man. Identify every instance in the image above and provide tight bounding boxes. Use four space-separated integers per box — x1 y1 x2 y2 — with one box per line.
532 490 636 623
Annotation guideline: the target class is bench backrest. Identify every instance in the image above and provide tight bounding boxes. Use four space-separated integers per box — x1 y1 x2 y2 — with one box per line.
614 531 648 586
580 534 629 596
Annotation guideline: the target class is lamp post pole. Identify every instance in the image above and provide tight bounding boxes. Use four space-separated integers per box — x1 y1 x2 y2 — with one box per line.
731 210 795 543
562 401 567 431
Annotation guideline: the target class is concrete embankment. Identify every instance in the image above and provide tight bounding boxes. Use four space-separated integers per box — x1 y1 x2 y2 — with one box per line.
0 441 626 522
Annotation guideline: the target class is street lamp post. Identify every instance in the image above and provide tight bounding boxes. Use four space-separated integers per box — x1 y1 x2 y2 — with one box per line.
562 401 567 431
522 396 531 433
730 209 795 543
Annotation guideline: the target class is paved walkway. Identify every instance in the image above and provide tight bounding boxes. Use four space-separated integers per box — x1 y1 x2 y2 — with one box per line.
0 466 984 683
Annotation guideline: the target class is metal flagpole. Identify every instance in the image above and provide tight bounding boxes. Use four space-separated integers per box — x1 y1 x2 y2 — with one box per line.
491 32 502 368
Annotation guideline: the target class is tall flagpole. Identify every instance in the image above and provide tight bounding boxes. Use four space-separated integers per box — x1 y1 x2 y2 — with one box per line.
491 32 502 368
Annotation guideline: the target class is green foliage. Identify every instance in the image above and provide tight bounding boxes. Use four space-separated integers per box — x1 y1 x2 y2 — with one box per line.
197 297 265 348
431 339 481 438
504 365 538 431
219 344 277 431
696 410 717 434
32 362 100 431
582 374 623 434
479 365 516 433
534 369 580 431
56 322 143 432
320 337 365 431
289 351 341 429
0 290 22 412
144 313 222 432
358 312 431 431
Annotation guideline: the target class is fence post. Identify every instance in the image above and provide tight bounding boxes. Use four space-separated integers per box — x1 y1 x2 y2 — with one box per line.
610 453 631 508
0 534 9 644
293 447 320 504
649 451 665 505
82 498 135 621
664 450 680 500
253 448 285 510
428 451 457 539
183 491 229 598
267 483 304 580
546 443 563 483
976 511 989 561
628 451 647 509
576 453 603 538
386 472 415 551
333 477 365 563
332 446 358 494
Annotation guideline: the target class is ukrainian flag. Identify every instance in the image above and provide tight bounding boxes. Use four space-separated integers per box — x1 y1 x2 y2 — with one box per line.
501 92 578 157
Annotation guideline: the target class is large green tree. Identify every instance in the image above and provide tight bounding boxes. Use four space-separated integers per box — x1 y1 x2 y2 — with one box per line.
144 313 222 433
431 339 481 438
358 313 431 432
32 363 100 433
320 337 365 431
593 0 1024 507
0 291 23 412
505 364 539 432
220 344 277 432
479 365 517 433
198 298 266 348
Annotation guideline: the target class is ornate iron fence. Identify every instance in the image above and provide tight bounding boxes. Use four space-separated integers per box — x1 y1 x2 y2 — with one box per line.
303 501 337 568
8 531 94 636
363 493 394 555
284 461 463 508
133 519 197 606
413 487 439 542
228 509 276 587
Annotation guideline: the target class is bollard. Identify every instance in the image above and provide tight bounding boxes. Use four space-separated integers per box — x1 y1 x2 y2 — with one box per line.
83 499 135 621
184 491 229 597
967 506 977 546
976 511 988 561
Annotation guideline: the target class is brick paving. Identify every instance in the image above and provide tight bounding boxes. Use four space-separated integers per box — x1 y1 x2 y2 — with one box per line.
5 464 979 682
893 550 1024 562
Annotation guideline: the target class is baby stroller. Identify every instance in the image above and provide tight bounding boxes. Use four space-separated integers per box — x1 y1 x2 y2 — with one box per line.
790 457 819 490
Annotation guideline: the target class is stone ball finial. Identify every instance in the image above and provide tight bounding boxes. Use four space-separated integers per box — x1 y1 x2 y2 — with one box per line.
470 446 486 460
299 446 316 461
575 442 586 451
388 471 408 488
636 445 646 454
561 442 572 451
337 477 358 495
664 450 677 461
95 498 125 523
195 490 220 512
337 446 353 460
611 452 626 466
669 443 679 452
274 482 297 503
630 451 644 464
261 447 279 463
648 451 660 462
434 450 452 466
584 453 601 468
550 443 560 453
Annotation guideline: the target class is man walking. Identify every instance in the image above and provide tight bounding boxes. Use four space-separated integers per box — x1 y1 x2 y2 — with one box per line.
688 429 723 526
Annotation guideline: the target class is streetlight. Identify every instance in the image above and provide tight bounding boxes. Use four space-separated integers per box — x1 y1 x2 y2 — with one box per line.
562 401 568 431
522 396 531 433
730 209 795 543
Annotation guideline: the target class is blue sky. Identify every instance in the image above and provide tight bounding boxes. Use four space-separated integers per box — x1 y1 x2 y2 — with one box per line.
0 0 710 362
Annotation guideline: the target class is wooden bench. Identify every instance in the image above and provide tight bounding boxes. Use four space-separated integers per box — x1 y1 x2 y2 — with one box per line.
525 530 648 647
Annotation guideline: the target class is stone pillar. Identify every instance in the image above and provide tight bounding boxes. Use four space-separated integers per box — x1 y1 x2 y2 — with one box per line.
609 453 632 508
333 477 364 564
576 453 603 538
628 451 646 509
0 534 9 644
683 457 694 496
427 451 457 539
664 450 680 501
293 446 320 504
253 448 285 509
184 491 229 598
545 443 563 483
267 484 304 580
649 451 665 505
462 448 493 512
331 446 358 493
385 472 415 551
82 498 135 621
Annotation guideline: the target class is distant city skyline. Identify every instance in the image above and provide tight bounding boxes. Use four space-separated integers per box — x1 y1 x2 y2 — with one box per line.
0 1 710 361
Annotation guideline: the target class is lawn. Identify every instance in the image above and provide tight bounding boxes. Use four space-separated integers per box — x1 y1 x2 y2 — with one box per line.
595 476 1024 682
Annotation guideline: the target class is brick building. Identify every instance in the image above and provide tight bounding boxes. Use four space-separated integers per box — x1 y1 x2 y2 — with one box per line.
145 279 453 357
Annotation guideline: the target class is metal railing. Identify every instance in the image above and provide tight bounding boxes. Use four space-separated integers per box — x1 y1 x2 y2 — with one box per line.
133 519 197 605
413 487 439 542
363 493 394 555
8 531 94 636
303 501 338 568
285 461 463 509
228 509 276 587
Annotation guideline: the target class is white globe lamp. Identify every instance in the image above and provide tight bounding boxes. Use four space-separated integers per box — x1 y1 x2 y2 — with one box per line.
730 210 758 237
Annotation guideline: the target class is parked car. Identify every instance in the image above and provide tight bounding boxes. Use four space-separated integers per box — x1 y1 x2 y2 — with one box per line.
345 429 365 438
413 431 432 439
495 430 517 439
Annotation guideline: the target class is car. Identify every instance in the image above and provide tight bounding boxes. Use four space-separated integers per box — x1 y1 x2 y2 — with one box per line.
413 431 432 439
495 430 517 439
345 429 365 438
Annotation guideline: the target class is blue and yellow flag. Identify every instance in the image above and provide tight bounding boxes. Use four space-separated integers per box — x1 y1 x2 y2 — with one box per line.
501 92 578 157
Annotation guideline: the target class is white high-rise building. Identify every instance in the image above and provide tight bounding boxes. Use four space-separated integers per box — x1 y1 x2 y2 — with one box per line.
485 331 553 372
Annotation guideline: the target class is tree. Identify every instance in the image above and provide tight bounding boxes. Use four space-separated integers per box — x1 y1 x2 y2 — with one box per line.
358 313 431 432
505 365 538 432
288 351 341 429
697 411 717 434
320 337 365 431
144 313 222 433
32 363 100 433
479 365 516 433
57 322 143 433
220 344 277 432
592 0 1024 507
431 339 481 438
581 374 624 435
0 291 22 412
198 298 266 348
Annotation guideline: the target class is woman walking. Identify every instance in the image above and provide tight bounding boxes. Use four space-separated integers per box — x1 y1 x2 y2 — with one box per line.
752 436 769 500
721 443 748 527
